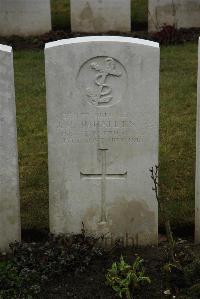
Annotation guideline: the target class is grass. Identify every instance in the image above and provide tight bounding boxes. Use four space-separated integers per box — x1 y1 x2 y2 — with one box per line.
132 0 148 29
51 0 71 31
14 51 48 230
50 0 148 31
13 42 198 231
160 43 197 228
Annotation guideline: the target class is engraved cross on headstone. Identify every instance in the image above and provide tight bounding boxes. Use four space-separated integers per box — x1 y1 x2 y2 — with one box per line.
80 149 127 222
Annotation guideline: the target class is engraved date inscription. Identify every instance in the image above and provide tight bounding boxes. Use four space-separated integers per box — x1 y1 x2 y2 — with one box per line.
56 112 143 145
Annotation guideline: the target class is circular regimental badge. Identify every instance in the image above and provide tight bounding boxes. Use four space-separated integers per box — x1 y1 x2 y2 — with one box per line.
77 56 127 107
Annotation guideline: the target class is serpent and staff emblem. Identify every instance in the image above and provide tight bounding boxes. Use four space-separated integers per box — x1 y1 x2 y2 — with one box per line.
86 57 122 105
77 56 127 107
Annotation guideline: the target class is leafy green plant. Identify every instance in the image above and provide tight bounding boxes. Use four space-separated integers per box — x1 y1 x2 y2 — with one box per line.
106 255 151 299
0 259 40 299
0 233 102 298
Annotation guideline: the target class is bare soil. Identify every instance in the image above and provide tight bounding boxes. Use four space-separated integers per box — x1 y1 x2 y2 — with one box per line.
0 27 200 50
19 230 197 299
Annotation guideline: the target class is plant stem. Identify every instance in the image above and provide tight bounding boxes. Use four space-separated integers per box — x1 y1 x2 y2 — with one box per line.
150 166 176 263
126 289 132 299
165 219 176 263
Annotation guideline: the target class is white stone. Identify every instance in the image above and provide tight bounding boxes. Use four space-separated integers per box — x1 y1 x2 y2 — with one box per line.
70 0 131 33
0 0 51 36
0 44 20 252
149 0 200 32
45 36 159 246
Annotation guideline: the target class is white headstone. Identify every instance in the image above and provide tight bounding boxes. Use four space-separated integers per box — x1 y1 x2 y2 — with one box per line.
0 44 20 252
196 37 200 244
149 0 200 32
45 36 159 246
70 0 131 33
0 0 51 36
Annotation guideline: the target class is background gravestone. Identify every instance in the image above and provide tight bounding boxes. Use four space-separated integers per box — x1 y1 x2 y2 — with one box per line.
196 37 200 244
0 44 20 251
45 36 159 246
0 0 51 36
148 0 200 32
70 0 131 33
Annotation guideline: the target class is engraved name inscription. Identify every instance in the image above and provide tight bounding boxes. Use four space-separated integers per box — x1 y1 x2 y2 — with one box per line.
56 112 144 145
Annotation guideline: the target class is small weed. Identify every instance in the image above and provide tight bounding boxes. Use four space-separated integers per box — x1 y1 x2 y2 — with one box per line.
106 255 151 299
184 258 200 286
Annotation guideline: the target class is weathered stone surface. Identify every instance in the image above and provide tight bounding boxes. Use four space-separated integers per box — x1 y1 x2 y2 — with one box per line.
70 0 131 33
196 38 200 244
45 36 159 246
149 0 200 32
0 0 51 36
0 44 20 252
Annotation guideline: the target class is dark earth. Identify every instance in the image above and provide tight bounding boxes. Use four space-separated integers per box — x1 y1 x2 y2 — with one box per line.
1 228 199 299
32 230 197 299
0 26 200 50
